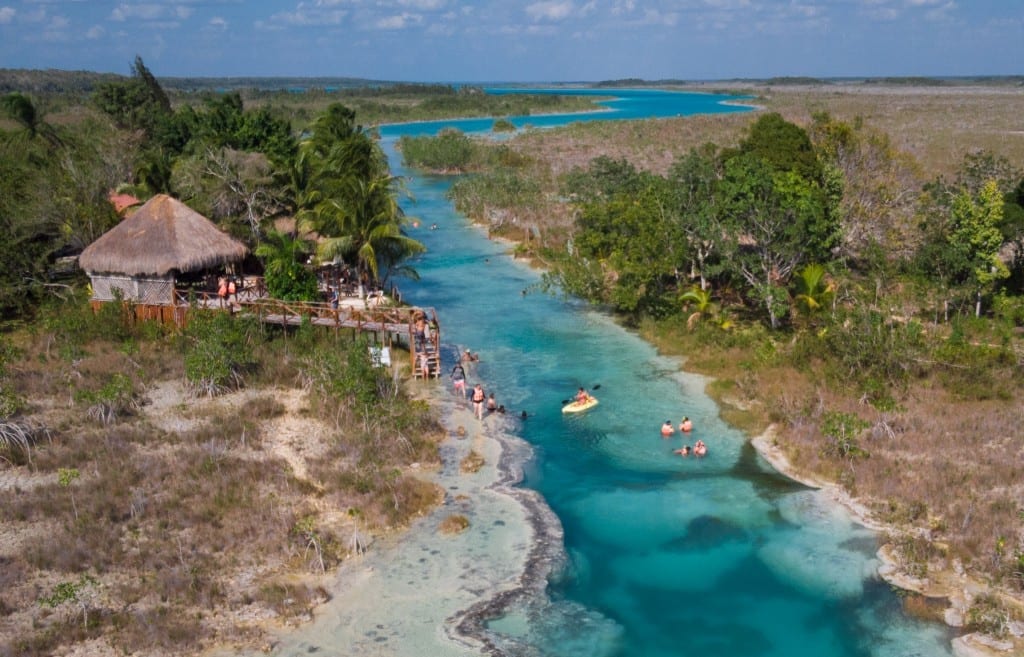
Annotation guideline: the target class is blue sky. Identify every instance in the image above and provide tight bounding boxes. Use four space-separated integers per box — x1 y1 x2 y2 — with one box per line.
0 1 1021 81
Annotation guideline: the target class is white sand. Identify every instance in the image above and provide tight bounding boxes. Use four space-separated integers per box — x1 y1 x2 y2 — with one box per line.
217 392 551 657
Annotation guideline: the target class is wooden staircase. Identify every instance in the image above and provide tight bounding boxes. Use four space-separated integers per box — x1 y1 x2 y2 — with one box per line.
413 348 441 380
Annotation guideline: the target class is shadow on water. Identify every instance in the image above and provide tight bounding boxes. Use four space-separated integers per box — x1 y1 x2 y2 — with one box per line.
730 439 811 499
661 515 750 552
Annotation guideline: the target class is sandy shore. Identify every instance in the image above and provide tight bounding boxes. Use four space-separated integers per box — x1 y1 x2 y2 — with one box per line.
750 425 1023 657
210 384 565 657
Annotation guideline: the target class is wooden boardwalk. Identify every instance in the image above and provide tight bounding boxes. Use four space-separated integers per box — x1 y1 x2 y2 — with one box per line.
164 288 443 378
241 297 441 378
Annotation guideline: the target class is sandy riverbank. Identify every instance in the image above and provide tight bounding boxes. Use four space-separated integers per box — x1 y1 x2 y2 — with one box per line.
750 425 1023 657
211 384 565 657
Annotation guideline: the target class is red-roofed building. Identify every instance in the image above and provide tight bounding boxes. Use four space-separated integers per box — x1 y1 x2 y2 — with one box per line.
108 191 142 216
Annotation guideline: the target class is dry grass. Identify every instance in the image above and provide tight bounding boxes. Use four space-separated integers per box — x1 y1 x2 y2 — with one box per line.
722 84 1024 180
459 448 485 474
438 514 470 535
0 310 448 656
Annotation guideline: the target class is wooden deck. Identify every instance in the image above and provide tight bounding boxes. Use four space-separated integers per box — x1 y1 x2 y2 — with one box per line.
168 287 442 377
93 283 444 378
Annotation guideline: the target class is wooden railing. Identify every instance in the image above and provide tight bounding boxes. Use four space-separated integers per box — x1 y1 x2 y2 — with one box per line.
169 284 438 375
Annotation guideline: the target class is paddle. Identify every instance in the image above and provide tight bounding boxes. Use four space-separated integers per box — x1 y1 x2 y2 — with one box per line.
561 384 601 404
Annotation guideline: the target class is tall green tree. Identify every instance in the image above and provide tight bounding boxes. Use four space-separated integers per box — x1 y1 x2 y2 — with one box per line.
809 112 923 266
718 154 829 329
0 137 57 316
948 180 1008 316
557 176 685 317
736 112 822 182
668 144 724 291
291 103 423 285
92 56 172 138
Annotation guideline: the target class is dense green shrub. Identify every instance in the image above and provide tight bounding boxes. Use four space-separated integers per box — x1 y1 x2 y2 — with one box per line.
182 310 259 397
399 129 478 171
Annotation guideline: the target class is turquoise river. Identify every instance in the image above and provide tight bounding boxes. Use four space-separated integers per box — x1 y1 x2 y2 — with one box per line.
257 89 957 657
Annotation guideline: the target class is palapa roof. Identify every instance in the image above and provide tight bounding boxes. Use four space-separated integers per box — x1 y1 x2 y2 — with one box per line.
80 194 248 277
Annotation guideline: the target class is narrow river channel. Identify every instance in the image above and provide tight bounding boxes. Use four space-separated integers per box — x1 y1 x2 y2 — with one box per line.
250 89 956 657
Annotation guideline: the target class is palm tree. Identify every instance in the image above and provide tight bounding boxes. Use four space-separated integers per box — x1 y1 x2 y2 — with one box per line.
254 230 318 300
793 263 836 317
300 174 425 285
1 92 63 148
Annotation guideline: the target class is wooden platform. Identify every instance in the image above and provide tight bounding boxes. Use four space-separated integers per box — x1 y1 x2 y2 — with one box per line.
95 288 443 378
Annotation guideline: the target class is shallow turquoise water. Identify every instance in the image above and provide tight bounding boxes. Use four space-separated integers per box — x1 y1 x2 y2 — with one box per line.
384 90 954 657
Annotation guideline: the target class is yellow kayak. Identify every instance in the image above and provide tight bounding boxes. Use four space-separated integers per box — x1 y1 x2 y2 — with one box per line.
562 397 599 414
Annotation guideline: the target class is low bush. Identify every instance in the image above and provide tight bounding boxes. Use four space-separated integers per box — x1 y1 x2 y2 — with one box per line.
966 593 1010 637
182 310 260 397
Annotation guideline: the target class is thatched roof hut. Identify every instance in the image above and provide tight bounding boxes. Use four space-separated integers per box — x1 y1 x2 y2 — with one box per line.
80 194 248 306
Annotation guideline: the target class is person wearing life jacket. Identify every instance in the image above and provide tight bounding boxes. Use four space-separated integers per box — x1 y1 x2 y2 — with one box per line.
680 416 693 433
661 420 675 437
217 276 228 307
694 439 707 456
471 384 486 420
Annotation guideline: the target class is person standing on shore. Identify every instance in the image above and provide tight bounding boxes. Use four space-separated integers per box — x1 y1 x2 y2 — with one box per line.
471 384 486 420
451 363 467 398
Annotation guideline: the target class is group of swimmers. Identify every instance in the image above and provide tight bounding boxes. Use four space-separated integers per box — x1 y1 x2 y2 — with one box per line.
660 416 707 458
660 416 693 435
673 440 707 457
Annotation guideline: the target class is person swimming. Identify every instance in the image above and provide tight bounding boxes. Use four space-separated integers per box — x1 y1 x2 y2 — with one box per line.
680 416 693 433
673 445 691 457
661 420 675 436
694 439 707 456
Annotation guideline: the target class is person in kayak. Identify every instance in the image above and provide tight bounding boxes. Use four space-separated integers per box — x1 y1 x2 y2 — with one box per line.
575 387 592 404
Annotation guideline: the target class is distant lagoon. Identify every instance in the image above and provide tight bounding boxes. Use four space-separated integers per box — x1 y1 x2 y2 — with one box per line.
378 87 755 137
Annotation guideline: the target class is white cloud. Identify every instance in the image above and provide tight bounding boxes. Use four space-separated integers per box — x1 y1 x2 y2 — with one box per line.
110 4 166 22
923 1 956 21
0 6 14 24
176 6 193 20
375 12 423 29
267 4 348 27
525 1 574 22
526 24 557 35
641 8 679 27
398 0 446 9
86 24 104 39
611 0 635 15
425 21 454 36
49 14 68 29
207 16 227 30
